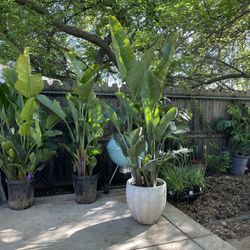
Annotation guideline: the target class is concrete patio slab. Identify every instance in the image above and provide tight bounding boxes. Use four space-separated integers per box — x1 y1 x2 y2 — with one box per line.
0 189 236 250
138 239 203 250
193 235 236 250
162 203 213 239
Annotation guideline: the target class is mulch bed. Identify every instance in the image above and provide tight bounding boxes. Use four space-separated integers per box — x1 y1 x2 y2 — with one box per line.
170 173 250 240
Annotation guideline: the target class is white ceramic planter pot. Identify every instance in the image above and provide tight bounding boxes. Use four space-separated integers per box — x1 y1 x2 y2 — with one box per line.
126 178 167 225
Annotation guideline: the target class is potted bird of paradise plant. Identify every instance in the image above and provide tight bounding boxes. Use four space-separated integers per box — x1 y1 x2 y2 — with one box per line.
0 48 60 209
38 53 104 204
103 16 189 224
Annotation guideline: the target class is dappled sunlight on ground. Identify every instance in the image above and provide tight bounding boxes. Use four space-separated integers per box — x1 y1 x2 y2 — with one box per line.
0 229 23 243
0 190 235 250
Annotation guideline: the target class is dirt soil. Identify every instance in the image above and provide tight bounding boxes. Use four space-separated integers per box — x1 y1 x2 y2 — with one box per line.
171 173 250 240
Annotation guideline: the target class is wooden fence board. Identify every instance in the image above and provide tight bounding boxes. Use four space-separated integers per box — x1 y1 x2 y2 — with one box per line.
43 82 250 158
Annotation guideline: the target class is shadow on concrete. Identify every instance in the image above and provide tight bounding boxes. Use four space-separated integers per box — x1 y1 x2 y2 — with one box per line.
16 217 149 250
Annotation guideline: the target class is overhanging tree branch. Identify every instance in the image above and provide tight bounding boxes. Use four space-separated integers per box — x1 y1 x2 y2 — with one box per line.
15 0 117 66
168 72 250 88
191 73 250 88
205 56 245 74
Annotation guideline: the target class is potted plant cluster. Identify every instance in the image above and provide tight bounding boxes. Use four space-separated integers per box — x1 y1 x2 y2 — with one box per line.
38 53 104 204
0 48 59 209
214 103 250 175
103 16 190 224
0 16 192 215
160 149 206 201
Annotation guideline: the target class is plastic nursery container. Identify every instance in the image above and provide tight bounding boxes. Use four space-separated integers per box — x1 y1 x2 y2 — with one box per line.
6 178 34 210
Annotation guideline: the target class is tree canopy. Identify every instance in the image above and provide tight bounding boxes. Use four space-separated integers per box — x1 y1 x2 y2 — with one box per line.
0 0 249 89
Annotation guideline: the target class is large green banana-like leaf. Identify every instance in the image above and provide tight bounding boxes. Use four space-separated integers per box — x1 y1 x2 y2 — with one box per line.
109 16 135 81
46 113 62 130
74 82 95 103
141 45 156 71
142 70 161 103
37 94 76 141
125 60 144 100
67 96 79 143
1 140 14 151
65 51 86 82
87 99 104 141
15 48 44 98
3 68 18 86
79 64 99 85
124 127 143 147
20 98 38 122
155 107 178 140
30 119 42 146
18 122 30 136
0 135 7 144
44 130 62 137
67 95 79 125
124 128 145 164
36 94 66 121
127 139 145 163
73 65 99 103
38 148 56 163
116 92 139 122
154 33 177 83
153 106 160 127
0 108 9 125
102 102 121 134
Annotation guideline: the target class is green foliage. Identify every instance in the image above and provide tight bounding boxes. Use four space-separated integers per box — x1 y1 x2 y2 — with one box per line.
160 148 206 193
0 0 248 88
214 103 250 156
109 16 135 81
204 143 231 174
205 152 231 174
161 166 189 193
38 54 104 176
15 48 44 98
161 165 206 193
0 48 59 180
104 17 190 187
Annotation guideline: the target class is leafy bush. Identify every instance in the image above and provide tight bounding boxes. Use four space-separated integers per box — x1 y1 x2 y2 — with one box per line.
214 103 250 156
161 165 206 193
204 143 231 174
205 152 231 174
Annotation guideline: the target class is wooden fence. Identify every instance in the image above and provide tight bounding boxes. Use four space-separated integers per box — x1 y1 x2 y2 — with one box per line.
43 82 250 158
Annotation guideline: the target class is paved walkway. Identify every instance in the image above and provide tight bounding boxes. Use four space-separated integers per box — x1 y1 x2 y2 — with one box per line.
0 190 235 250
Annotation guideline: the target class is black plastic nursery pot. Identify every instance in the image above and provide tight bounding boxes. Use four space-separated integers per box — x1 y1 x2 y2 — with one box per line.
6 178 34 210
73 175 98 204
168 186 203 202
230 155 249 176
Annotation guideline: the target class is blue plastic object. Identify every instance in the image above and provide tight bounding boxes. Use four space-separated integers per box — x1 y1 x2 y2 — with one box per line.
106 138 130 167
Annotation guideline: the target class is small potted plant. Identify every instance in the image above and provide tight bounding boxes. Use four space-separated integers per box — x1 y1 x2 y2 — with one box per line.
0 48 59 209
214 103 250 175
104 16 190 224
38 53 104 204
160 148 206 201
